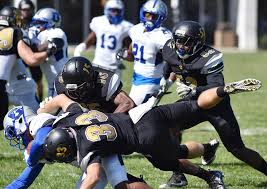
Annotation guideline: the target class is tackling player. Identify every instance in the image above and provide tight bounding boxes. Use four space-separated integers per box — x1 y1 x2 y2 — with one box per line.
0 6 58 130
74 0 133 79
161 20 267 186
39 82 258 189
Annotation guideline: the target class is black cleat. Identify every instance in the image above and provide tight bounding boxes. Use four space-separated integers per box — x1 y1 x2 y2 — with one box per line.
224 78 262 94
207 170 225 189
159 172 188 188
202 139 220 165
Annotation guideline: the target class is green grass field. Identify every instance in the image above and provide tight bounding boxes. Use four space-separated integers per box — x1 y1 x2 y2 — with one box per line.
1 51 267 188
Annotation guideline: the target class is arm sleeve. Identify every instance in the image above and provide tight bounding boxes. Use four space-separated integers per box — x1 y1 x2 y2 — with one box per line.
5 163 45 189
195 72 225 96
27 127 53 166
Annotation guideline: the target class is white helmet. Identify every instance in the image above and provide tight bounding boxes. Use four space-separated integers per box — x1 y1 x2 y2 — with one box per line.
3 106 36 150
31 8 61 30
104 0 124 25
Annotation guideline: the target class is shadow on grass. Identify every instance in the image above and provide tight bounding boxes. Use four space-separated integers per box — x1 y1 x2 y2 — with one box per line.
257 182 267 188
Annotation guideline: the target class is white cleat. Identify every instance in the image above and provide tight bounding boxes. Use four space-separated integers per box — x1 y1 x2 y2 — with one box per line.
224 78 262 94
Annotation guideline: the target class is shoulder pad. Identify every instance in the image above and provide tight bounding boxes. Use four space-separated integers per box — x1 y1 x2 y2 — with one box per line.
29 113 57 137
201 53 224 74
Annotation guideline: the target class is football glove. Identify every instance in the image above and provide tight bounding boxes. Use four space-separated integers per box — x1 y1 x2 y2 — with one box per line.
176 81 196 99
160 77 174 92
116 48 128 61
46 38 64 56
74 42 86 56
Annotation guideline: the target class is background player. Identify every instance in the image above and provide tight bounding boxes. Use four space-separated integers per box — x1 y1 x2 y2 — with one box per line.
74 0 133 79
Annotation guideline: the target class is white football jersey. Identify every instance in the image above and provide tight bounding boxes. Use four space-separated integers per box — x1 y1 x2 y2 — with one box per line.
128 23 172 85
0 55 16 80
29 27 68 96
90 15 133 71
6 59 36 95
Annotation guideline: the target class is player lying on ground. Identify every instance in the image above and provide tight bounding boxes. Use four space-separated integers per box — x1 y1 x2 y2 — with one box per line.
40 78 261 189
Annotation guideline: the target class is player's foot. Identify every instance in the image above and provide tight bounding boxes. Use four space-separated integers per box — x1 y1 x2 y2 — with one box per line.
207 170 225 189
159 172 188 188
224 78 262 94
202 139 220 165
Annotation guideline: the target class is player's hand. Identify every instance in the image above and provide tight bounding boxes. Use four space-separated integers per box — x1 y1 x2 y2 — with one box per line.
176 81 196 98
160 77 174 92
39 96 53 108
46 38 64 56
74 42 86 56
116 48 128 61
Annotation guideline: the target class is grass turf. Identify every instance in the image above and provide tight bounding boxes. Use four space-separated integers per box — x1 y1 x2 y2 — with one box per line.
1 51 267 188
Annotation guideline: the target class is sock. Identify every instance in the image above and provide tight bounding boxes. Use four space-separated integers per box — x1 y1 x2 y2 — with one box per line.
216 86 227 97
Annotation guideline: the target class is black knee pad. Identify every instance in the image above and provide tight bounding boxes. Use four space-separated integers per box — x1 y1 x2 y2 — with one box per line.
177 144 189 159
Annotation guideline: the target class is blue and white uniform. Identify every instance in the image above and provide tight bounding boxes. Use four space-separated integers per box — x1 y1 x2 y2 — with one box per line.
90 15 133 73
6 59 39 112
128 23 172 105
29 27 68 97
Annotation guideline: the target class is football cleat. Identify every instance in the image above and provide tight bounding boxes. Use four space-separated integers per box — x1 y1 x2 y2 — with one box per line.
224 78 262 94
159 172 188 188
202 139 220 165
207 170 225 189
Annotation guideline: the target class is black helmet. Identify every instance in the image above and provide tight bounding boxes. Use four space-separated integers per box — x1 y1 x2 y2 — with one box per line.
0 6 22 27
61 57 97 101
44 128 77 163
172 20 205 59
18 0 35 11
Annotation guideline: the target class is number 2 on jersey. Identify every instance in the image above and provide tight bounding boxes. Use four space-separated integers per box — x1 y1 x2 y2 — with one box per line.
132 43 146 64
101 34 117 50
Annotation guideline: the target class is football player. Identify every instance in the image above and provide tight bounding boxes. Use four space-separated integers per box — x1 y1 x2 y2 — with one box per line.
160 20 267 187
18 0 44 100
74 0 133 79
0 6 58 130
29 8 68 97
3 106 145 189
39 83 257 189
54 56 135 113
55 57 149 188
117 0 174 105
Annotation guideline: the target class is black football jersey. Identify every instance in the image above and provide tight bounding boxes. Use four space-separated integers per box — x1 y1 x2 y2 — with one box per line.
162 39 225 97
0 27 23 56
53 103 138 169
54 66 122 112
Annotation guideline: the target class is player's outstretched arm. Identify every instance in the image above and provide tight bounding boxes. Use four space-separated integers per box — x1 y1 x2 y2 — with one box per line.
80 163 101 189
37 94 75 114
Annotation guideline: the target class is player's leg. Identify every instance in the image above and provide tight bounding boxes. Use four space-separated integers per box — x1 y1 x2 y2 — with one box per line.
129 84 160 105
0 80 8 130
178 159 225 189
29 66 43 101
197 78 262 110
8 93 39 113
209 100 267 176
102 155 153 189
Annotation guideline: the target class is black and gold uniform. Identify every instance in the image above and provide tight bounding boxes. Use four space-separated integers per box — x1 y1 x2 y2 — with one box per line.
53 101 198 172
161 21 267 175
55 66 122 113
0 25 24 129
